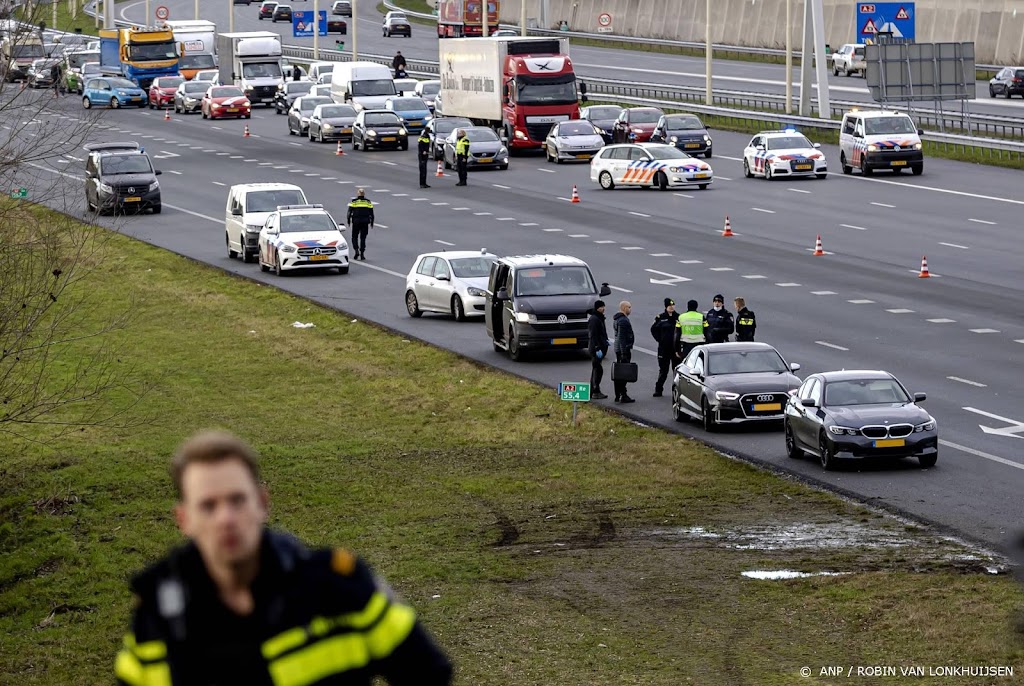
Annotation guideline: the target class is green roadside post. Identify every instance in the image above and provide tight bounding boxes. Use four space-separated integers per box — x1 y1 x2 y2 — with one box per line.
558 381 591 426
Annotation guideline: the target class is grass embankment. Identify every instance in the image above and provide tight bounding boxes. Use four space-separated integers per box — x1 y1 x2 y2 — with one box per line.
1 207 1022 684
377 0 438 29
16 0 99 36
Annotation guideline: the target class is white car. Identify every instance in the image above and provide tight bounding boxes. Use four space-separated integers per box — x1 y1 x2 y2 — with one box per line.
405 249 498 321
225 182 308 262
544 119 605 163
258 204 350 275
194 69 220 84
742 129 827 180
590 143 713 191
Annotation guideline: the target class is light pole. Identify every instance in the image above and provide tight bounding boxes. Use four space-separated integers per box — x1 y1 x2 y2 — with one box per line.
228 0 234 33
194 0 199 20
351 0 358 59
785 0 792 113
482 0 488 38
145 0 150 25
52 0 57 31
313 0 319 59
705 0 712 105
520 0 525 36
104 0 113 29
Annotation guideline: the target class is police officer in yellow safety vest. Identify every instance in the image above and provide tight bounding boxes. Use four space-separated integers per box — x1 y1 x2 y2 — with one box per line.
454 129 470 186
674 299 705 360
114 430 453 686
734 296 757 341
417 131 432 189
347 188 375 261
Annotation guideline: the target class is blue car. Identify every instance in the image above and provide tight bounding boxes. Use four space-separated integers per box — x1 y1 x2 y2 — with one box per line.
82 76 148 109
384 96 432 131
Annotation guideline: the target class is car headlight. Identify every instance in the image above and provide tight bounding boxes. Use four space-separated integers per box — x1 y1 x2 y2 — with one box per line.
212 102 222 108
322 123 333 129
715 391 739 401
98 182 112 193
281 245 297 253
185 97 197 104
398 128 407 135
514 312 532 323
914 142 922 150
669 135 678 143
704 134 711 142
244 86 253 93
514 129 527 140
147 181 159 192
467 287 486 297
498 146 508 156
914 419 936 432
245 224 262 233
867 144 879 152
338 239 348 249
828 425 860 436
367 129 377 137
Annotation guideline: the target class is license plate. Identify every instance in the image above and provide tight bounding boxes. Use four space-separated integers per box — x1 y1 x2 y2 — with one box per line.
752 402 782 411
227 107 238 112
684 143 700 148
796 164 812 170
874 438 906 448
551 337 577 345
309 255 328 261
342 127 352 133
694 172 710 179
575 154 592 159
891 160 907 166
381 136 396 142
478 157 493 163
124 196 141 202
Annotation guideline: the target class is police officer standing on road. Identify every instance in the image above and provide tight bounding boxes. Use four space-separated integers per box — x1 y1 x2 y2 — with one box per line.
114 430 453 686
346 188 374 261
704 294 734 343
675 299 705 360
587 300 609 400
734 296 757 341
417 130 432 189
650 297 679 397
454 129 470 186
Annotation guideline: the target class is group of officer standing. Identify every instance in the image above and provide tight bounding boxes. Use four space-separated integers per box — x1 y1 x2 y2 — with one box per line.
418 129 470 188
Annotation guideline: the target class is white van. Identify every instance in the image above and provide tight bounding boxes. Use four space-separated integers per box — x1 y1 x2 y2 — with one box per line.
225 183 308 262
839 109 924 176
307 61 334 83
330 61 396 111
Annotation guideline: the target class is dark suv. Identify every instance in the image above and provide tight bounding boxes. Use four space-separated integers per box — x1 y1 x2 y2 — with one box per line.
272 4 293 22
83 142 162 214
485 254 610 360
989 67 1024 98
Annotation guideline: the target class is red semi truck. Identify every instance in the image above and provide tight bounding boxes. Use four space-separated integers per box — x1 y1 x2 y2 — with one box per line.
437 0 501 38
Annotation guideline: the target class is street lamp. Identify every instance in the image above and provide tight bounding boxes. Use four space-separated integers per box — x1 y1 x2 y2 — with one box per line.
705 0 711 105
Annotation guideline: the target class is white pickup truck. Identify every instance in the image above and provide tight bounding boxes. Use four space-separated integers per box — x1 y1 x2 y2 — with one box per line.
831 43 866 77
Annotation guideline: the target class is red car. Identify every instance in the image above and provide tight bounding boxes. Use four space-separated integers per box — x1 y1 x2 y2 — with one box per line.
148 76 184 110
201 85 252 119
612 106 664 144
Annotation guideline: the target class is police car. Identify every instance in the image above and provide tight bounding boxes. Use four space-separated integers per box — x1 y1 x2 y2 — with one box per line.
839 109 924 176
590 142 713 191
742 129 827 180
257 204 350 275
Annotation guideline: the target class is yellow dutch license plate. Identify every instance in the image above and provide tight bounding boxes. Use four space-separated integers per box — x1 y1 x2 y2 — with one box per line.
342 127 352 133
478 157 493 163
891 160 907 166
124 196 141 202
685 143 700 148
227 107 238 112
753 403 782 411
874 438 906 448
796 164 812 170
552 337 577 345
381 136 396 142
695 172 710 179
309 255 328 261
576 154 592 159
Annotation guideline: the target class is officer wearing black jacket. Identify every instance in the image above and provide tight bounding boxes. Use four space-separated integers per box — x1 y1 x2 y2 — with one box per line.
115 430 453 686
650 297 679 397
734 296 757 341
346 188 374 261
704 293 735 343
587 300 609 400
417 131 432 188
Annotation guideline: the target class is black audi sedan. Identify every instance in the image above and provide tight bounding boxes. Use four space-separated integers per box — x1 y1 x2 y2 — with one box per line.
672 342 802 431
784 370 938 470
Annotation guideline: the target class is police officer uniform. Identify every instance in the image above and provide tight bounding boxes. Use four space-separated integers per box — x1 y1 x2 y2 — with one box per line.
115 529 453 685
346 190 374 261
454 131 470 186
675 299 705 360
650 297 680 397
735 301 757 341
704 294 734 344
417 132 432 188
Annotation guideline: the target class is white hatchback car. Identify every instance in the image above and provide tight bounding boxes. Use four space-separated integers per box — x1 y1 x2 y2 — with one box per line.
742 129 827 180
405 249 498 321
258 204 350 275
590 142 713 190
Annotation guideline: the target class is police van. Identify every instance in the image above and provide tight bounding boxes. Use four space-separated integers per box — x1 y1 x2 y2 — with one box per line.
838 109 924 176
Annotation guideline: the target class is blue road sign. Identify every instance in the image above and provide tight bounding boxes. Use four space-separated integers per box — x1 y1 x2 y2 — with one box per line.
856 2 915 42
292 10 327 38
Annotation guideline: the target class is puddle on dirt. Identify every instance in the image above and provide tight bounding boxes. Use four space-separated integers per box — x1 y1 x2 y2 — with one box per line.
742 570 851 580
647 522 917 551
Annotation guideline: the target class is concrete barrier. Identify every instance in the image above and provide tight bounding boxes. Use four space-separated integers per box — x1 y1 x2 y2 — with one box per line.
502 0 1023 65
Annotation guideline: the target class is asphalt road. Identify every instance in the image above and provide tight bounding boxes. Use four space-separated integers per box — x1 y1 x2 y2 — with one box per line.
6 82 1024 551
114 0 1024 121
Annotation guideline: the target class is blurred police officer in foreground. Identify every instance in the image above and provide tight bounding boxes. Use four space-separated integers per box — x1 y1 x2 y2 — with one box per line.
115 430 453 686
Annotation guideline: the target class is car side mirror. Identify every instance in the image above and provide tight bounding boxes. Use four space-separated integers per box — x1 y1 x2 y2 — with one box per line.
344 92 351 101
231 207 242 216
800 397 818 408
755 144 765 151
496 287 510 301
436 274 450 281
789 362 801 372
917 128 924 136
812 143 821 149
914 392 927 403
155 170 162 176
599 283 611 297
267 228 279 236
853 131 863 138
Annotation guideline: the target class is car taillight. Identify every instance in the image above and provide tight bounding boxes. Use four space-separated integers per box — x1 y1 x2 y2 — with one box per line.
1014 77 1022 83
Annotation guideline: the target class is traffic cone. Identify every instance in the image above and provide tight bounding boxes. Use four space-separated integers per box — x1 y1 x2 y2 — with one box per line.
335 140 345 156
812 234 825 256
918 256 931 278
570 184 580 203
243 124 251 138
163 108 171 121
722 215 734 237
435 160 444 177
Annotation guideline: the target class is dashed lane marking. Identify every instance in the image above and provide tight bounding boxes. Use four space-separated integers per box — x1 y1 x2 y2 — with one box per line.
495 217 515 221
322 177 337 181
716 176 732 181
431 202 449 206
538 168 556 173
594 240 615 244
811 290 837 295
969 328 1000 334
776 282 802 287
288 142 302 147
259 162 274 166
380 161 398 166
968 218 996 225
679 259 702 264
629 211 651 217
1015 339 1024 344
939 242 969 249
871 201 895 208
751 207 775 214
520 222 538 226
473 211 492 215
609 285 633 293
708 267 733 271
288 169 304 173
543 228 563 232
839 223 867 231
244 159 258 162
337 181 353 184
230 155 243 159
815 341 849 351
452 207 470 211
216 152 230 156
674 192 694 199
886 308 915 313
374 189 391 192
848 299 875 304
304 173 319 176
621 246 644 250
940 440 1024 472
168 170 182 175
650 253 672 257
435 240 455 246
569 234 589 238
556 197 572 202
787 188 811 194
947 376 987 387
411 197 427 201
742 274 767 279
927 318 956 323
492 184 510 189
212 181 225 186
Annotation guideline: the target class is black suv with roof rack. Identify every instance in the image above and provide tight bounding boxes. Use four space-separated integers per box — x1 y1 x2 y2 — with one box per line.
83 142 162 214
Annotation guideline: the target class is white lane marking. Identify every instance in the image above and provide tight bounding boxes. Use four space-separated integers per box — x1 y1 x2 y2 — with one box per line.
646 269 691 285
435 240 455 246
304 173 319 177
751 207 775 214
847 173 1024 205
811 290 837 295
288 169 304 173
569 234 589 238
1016 339 1024 344
322 177 337 181
216 152 230 156
886 308 914 313
230 155 243 159
141 135 154 139
788 188 811 194
556 197 572 201
337 181 353 184
679 259 703 264
376 224 389 229
380 161 397 166
288 142 302 147
629 211 651 217
907 269 942 277
202 149 216 153
520 222 538 226
742 274 767 279
650 253 672 257
594 240 616 244
452 207 470 211
492 184 510 189
633 345 657 357
840 223 867 231
244 159 258 162
474 211 492 216
495 217 516 221
968 218 996 225
259 162 274 166
708 267 733 271
212 181 225 186
609 285 633 293
776 282 802 287
674 193 693 199
411 197 427 201
621 246 644 250
806 248 834 254
431 202 449 206
939 242 969 249
815 341 849 351
168 170 183 175
356 261 406 278
392 192 408 197
716 176 732 181
969 328 1000 334
927 318 956 323
941 439 1024 471
374 189 391 192
537 168 556 173
948 376 987 387
848 299 875 304
542 228 563 232
871 201 895 208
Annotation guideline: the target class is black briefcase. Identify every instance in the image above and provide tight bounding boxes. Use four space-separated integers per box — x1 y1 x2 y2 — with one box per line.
611 362 638 383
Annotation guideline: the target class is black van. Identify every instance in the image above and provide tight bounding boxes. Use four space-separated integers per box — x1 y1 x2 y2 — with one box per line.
486 254 610 361
83 142 162 214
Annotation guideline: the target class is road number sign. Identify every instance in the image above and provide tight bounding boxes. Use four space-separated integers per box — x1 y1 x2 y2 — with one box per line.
559 382 591 402
155 5 169 20
860 4 875 12
597 12 611 27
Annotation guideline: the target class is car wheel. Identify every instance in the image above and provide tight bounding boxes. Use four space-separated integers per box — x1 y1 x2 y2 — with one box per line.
819 432 837 470
227 234 238 259
989 85 995 98
785 422 803 459
288 124 295 135
241 239 254 263
110 96 119 108
245 113 251 119
671 387 687 423
698 184 708 190
911 162 923 175
260 255 270 273
499 164 508 170
452 295 466 322
840 152 852 175
318 129 325 143
704 150 712 159
701 397 717 432
274 255 286 276
832 65 839 76
743 158 753 178
507 325 523 361
816 172 827 179
151 204 162 214
353 137 360 150
82 96 91 109
654 171 669 191
918 452 937 468
405 290 422 317
862 160 873 176
765 165 774 181
598 170 615 190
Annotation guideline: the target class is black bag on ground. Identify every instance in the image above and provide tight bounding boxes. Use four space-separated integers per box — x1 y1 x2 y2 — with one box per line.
611 362 638 383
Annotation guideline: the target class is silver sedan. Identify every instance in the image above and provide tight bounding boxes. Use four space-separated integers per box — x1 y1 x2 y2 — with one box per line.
544 120 606 163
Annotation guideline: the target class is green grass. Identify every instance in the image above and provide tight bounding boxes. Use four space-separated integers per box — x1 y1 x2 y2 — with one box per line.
377 0 438 29
15 0 99 37
1 208 1023 684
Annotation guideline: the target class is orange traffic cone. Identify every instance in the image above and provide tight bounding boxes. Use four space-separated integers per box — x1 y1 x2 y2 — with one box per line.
570 184 580 203
812 234 825 256
722 215 734 237
163 108 171 121
918 256 931 278
435 160 444 177
243 124 250 138
335 140 345 156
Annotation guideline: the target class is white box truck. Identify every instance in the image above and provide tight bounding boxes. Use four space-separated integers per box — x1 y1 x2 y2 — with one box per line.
329 61 397 111
163 20 217 80
216 31 283 107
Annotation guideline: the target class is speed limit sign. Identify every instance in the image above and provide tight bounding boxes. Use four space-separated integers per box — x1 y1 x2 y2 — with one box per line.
598 12 612 27
155 5 170 20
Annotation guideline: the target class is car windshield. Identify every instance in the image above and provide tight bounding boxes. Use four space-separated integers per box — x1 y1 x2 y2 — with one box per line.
647 147 692 160
155 77 183 89
127 41 177 61
245 189 305 212
824 379 911 406
628 109 662 124
99 155 153 175
389 12 407 19
299 97 330 112
179 54 216 70
516 74 576 105
419 82 439 96
108 78 137 89
280 213 335 233
515 266 595 296
13 44 46 58
211 87 244 98
1016 69 1024 79
557 122 596 136
450 256 496 278
665 115 703 130
587 106 621 119
390 98 425 111
32 59 55 69
183 82 207 93
66 51 99 69
766 135 812 150
435 119 470 134
707 350 788 375
82 63 101 75
463 128 498 142
196 72 216 81
864 116 917 135
319 105 355 118
241 62 283 79
363 113 402 126
351 79 397 97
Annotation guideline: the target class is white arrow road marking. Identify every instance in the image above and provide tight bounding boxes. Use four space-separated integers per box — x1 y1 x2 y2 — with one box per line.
646 269 691 286
963 407 1024 438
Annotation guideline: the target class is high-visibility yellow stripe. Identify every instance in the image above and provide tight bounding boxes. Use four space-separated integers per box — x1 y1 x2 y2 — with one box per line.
115 649 171 686
269 633 369 686
364 602 415 659
124 634 168 662
262 592 390 660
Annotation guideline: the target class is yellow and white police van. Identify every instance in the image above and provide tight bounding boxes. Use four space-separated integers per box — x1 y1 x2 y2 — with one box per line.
839 109 924 176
